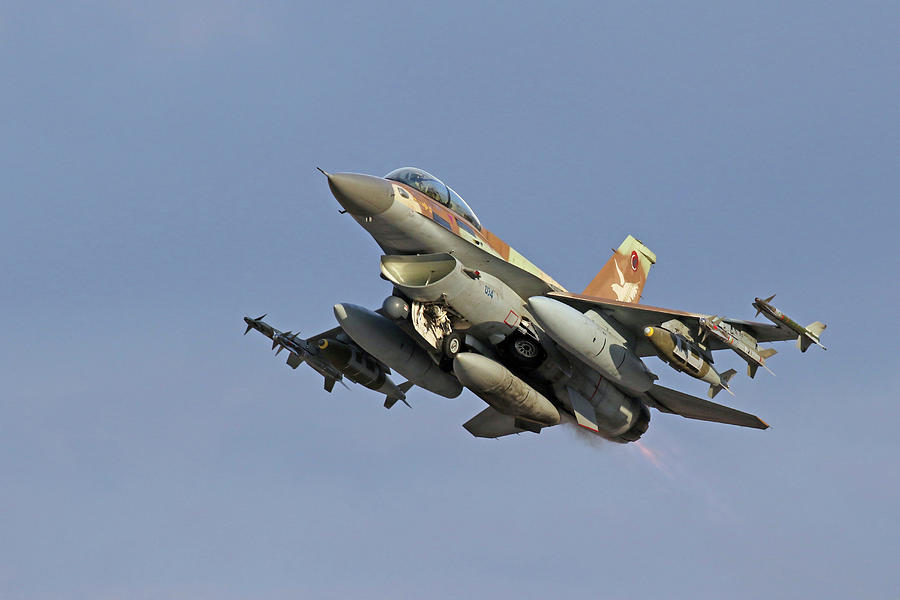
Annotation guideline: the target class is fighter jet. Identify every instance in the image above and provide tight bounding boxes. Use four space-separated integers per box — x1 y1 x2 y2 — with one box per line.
243 167 826 442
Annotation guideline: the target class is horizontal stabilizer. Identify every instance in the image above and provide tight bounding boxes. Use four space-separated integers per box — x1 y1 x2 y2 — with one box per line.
644 384 768 429
463 407 528 438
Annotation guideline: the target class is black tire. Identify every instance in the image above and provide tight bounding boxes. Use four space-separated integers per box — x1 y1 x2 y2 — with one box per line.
442 332 464 359
503 334 545 369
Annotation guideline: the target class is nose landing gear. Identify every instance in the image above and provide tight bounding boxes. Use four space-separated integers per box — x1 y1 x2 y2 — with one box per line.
442 332 464 359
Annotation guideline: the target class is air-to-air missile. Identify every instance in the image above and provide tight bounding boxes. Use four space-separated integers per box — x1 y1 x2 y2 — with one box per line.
243 315 412 407
699 316 777 378
332 303 463 399
642 326 736 398
752 294 827 352
452 352 560 432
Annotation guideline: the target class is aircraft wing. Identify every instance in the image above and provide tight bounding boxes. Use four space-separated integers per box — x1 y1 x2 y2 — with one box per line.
463 407 527 438
548 291 795 357
643 384 769 429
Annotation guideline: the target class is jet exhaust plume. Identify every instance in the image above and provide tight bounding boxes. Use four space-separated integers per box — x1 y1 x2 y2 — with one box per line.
635 441 668 474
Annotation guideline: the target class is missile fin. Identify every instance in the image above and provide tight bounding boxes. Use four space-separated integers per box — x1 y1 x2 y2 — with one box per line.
324 377 336 393
384 396 411 409
722 369 737 386
286 352 303 369
709 369 737 398
384 382 414 409
806 321 826 337
755 294 776 316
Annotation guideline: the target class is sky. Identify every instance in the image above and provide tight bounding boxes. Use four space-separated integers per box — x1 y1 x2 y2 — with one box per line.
2 1 899 598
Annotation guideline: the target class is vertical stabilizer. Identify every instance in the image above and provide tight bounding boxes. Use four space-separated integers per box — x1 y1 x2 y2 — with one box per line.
582 235 656 303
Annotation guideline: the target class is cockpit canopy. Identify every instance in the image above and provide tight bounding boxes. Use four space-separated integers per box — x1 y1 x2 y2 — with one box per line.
385 167 482 231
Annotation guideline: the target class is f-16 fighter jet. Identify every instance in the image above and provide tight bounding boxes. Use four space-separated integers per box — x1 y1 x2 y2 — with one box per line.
244 167 826 442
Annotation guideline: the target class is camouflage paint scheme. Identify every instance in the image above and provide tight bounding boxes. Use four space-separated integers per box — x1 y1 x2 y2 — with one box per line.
244 168 826 442
386 179 566 292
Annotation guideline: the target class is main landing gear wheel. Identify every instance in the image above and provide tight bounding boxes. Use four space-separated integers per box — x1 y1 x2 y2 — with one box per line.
442 332 464 359
503 334 545 369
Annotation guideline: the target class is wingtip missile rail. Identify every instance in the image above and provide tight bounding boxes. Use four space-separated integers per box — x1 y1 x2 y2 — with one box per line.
751 295 827 352
698 316 777 378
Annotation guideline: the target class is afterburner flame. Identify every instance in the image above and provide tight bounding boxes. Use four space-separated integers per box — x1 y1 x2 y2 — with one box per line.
635 441 667 474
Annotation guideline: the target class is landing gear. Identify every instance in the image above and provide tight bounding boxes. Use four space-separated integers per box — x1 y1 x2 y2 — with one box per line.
501 333 545 369
438 331 466 372
442 332 464 359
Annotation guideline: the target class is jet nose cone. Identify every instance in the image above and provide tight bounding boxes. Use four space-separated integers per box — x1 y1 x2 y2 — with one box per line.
326 172 394 217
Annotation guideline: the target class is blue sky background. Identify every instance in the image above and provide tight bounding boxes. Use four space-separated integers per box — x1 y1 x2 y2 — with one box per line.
2 2 898 598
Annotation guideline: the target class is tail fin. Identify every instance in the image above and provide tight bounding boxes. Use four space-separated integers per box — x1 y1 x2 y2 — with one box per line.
582 235 656 303
760 348 778 360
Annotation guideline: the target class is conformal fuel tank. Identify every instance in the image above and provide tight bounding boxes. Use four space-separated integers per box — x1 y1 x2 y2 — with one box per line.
527 296 655 393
